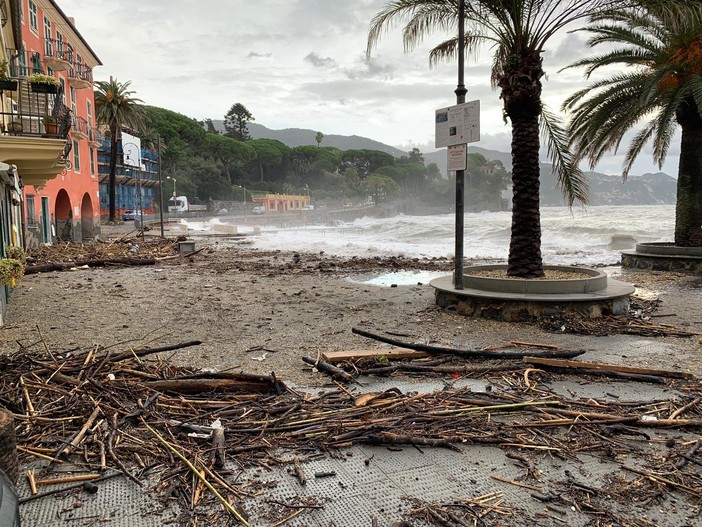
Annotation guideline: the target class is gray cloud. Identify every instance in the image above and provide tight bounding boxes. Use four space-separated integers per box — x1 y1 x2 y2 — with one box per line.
304 52 337 68
67 0 673 174
344 56 396 80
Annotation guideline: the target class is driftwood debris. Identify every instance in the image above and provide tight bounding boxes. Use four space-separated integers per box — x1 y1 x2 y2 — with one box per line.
322 348 430 362
302 356 355 383
25 257 157 274
23 238 183 275
352 327 586 359
523 357 694 380
144 373 280 394
0 409 18 483
2 327 701 526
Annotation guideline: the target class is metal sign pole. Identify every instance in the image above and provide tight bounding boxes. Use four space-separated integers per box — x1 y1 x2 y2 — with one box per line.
157 136 165 238
454 0 467 289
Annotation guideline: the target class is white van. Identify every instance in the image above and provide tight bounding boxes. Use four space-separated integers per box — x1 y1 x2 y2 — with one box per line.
252 205 265 215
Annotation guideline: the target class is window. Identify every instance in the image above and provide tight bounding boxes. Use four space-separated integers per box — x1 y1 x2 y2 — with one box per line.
90 147 95 175
56 31 63 58
73 139 80 171
44 17 52 56
26 195 37 225
17 45 27 76
30 51 41 74
29 1 37 31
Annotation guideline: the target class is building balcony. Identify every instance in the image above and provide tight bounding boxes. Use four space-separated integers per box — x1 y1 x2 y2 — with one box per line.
43 40 72 71
88 127 103 147
0 78 71 140
72 116 88 140
67 65 92 89
7 49 45 78
1 79 70 187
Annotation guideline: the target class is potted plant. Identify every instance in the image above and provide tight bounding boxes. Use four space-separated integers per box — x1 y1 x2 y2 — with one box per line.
43 115 59 135
28 73 60 94
0 59 17 91
0 259 25 287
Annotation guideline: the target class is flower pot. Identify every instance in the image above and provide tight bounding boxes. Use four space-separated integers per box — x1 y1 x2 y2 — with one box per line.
30 82 58 94
44 122 59 135
0 80 17 91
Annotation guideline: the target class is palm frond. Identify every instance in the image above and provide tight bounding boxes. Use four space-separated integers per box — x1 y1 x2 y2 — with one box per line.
540 106 588 206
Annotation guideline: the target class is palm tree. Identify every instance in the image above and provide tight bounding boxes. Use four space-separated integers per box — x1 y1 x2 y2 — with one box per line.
315 131 324 147
368 0 604 277
94 77 145 221
564 2 702 246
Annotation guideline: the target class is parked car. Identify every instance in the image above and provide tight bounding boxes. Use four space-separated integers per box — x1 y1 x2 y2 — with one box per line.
122 209 143 221
252 206 266 215
0 469 20 527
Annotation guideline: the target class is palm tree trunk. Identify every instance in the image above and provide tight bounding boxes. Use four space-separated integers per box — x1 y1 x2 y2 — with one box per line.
108 129 118 222
675 102 702 246
508 114 544 277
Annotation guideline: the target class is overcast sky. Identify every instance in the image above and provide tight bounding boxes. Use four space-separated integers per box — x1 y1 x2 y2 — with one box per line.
66 0 679 176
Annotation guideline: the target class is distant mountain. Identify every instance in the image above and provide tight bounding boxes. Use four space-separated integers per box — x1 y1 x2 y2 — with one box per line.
426 148 677 206
210 120 407 157
208 120 677 206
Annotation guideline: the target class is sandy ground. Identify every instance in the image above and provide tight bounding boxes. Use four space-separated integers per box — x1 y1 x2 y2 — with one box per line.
1 223 701 384
3 222 702 526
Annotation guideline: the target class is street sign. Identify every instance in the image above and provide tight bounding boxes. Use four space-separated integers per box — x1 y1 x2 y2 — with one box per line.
435 100 480 148
447 144 467 172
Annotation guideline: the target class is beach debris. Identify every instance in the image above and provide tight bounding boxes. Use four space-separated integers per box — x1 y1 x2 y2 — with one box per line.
22 238 189 275
352 327 586 359
322 348 431 362
523 357 694 380
2 328 701 526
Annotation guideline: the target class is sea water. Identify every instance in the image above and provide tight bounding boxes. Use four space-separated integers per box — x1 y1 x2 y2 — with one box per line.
248 205 675 267
184 204 675 267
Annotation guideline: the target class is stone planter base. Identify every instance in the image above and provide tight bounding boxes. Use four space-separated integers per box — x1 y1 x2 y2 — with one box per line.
622 243 702 273
431 265 635 321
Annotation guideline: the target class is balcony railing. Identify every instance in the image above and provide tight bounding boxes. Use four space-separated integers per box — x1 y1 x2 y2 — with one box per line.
72 115 88 139
0 78 71 139
44 39 72 71
68 64 93 89
7 48 45 78
88 127 102 146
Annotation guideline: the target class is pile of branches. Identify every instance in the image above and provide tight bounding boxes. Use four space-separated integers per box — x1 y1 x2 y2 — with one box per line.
536 295 698 338
24 238 183 275
1 332 701 526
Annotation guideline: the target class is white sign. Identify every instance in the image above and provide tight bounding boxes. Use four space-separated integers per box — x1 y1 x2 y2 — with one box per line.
447 144 467 172
435 100 480 148
121 132 142 168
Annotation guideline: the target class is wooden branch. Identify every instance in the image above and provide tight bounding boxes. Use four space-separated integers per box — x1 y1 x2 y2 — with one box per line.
19 472 123 504
302 356 355 383
523 357 694 379
109 340 203 363
352 328 585 359
292 456 306 485
25 257 157 275
144 374 279 394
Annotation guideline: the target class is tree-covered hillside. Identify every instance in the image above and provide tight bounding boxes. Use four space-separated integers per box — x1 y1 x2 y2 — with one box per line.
142 105 500 206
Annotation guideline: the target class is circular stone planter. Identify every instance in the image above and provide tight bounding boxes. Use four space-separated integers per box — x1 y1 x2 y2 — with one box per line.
430 265 635 321
622 243 702 273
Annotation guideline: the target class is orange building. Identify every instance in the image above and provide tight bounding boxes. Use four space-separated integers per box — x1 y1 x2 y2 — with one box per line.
253 193 311 212
7 0 102 246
